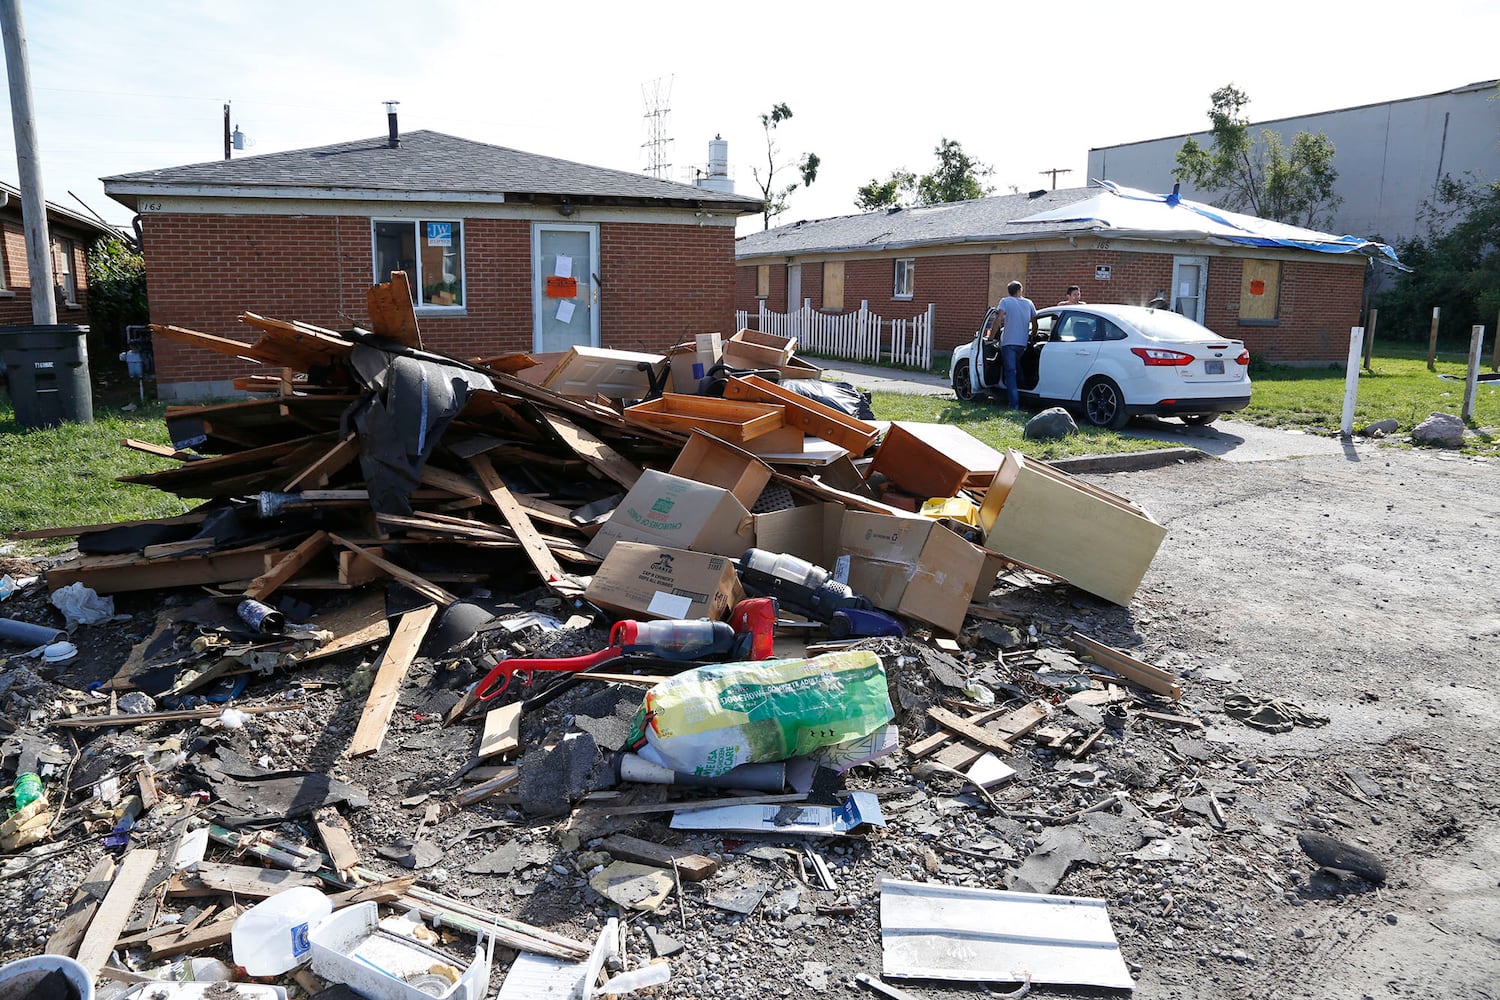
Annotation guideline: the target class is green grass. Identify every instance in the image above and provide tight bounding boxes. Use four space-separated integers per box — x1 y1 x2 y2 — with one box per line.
0 395 190 552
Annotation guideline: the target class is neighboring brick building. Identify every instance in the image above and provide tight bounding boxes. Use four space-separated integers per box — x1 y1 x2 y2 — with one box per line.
736 187 1389 363
0 180 117 327
103 128 761 399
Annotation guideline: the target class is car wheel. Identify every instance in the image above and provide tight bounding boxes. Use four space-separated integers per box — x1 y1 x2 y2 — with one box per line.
953 360 976 402
1180 412 1220 426
1082 377 1130 430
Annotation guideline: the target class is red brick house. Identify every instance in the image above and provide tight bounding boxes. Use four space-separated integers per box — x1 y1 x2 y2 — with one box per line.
0 180 116 326
103 129 761 399
736 187 1389 363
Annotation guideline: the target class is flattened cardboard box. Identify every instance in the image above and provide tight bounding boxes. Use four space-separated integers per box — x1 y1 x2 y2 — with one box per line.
585 542 744 621
585 470 755 559
839 510 985 634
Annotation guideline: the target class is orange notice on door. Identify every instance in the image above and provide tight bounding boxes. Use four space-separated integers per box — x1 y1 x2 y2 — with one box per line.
1249 279 1266 295
546 276 578 299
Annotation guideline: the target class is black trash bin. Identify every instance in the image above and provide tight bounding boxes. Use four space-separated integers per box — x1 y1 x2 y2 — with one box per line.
0 324 94 429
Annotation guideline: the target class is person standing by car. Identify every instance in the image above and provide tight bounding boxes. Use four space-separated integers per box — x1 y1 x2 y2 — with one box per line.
995 280 1038 408
1057 285 1085 306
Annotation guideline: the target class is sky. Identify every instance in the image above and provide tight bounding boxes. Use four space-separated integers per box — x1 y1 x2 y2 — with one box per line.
2 0 1498 239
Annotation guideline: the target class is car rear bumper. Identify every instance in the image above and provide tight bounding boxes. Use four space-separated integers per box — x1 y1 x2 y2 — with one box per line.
1141 394 1251 416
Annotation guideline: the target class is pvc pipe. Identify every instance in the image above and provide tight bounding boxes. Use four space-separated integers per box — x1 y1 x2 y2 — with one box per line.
0 617 63 646
1340 327 1364 438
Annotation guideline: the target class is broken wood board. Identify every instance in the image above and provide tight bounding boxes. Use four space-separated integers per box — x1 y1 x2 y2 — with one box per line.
328 533 458 606
1070 632 1182 700
926 706 1016 754
146 908 243 961
44 542 290 594
53 703 294 729
168 862 323 898
45 855 116 957
313 806 362 879
366 270 422 349
244 529 331 601
283 431 360 491
600 834 720 881
475 702 522 761
348 603 440 757
299 591 391 663
542 413 643 489
74 848 161 977
469 454 573 593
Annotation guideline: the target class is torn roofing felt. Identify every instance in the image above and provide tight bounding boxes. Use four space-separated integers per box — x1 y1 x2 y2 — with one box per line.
188 745 370 828
348 343 496 515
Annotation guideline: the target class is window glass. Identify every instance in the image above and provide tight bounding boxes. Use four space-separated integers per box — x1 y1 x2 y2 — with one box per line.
54 239 77 304
893 258 915 298
373 220 463 308
1055 314 1101 342
1103 319 1128 341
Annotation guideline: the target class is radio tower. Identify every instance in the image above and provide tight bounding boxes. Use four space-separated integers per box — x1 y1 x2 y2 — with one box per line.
642 75 674 180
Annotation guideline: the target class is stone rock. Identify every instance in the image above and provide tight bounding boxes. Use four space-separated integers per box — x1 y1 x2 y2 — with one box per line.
1357 417 1399 438
1296 832 1387 883
1410 411 1465 449
1024 406 1078 440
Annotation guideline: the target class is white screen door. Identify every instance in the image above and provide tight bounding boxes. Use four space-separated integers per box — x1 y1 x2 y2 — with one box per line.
1171 256 1208 324
532 223 599 353
787 263 802 311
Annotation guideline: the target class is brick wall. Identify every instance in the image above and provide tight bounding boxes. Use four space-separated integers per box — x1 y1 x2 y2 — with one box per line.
0 218 93 327
141 212 740 389
738 247 1363 361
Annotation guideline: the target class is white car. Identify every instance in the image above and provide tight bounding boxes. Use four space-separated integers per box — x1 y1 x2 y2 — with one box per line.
949 303 1252 428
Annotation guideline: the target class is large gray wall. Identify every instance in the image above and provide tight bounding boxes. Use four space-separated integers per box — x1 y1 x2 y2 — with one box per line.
1087 80 1499 243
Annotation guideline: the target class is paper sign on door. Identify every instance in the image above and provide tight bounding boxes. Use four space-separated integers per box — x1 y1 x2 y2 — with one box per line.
556 300 576 324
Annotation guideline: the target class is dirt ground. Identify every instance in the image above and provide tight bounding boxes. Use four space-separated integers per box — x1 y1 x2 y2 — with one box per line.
2 444 1497 999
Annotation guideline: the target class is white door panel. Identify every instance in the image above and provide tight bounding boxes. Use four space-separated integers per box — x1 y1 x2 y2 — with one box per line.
533 224 599 353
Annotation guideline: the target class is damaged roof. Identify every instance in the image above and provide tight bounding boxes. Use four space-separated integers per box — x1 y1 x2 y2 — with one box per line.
102 130 764 214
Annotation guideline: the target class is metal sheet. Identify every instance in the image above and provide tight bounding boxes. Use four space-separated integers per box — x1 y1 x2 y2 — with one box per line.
879 878 1133 990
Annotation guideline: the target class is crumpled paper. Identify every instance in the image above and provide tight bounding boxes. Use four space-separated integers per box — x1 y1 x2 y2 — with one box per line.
49 582 116 627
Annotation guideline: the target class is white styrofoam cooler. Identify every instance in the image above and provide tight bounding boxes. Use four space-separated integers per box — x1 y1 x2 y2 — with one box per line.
309 902 489 1000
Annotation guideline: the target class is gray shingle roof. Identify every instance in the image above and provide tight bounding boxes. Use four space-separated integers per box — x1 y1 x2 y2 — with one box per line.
103 130 761 212
736 188 1100 258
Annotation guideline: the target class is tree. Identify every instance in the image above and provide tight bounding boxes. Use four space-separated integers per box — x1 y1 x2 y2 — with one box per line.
915 138 993 205
85 237 148 346
1174 84 1341 228
855 169 917 211
1376 174 1500 341
751 103 820 230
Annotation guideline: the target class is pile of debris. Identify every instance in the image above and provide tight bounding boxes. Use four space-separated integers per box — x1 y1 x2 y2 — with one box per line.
0 282 1383 999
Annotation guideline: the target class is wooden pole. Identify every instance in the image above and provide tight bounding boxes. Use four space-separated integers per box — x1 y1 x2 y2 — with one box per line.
1462 325 1484 423
1492 309 1499 373
1362 308 1377 371
0 0 57 325
1427 306 1441 371
1341 327 1364 438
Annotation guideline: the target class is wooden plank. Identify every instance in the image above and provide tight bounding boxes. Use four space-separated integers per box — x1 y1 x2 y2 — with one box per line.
244 529 331 601
452 767 520 808
1139 710 1203 729
366 270 423 349
468 454 570 591
907 705 1010 759
52 703 293 729
283 432 360 491
601 834 720 881
120 437 184 459
45 855 116 957
327 533 458 606
11 510 208 541
168 862 322 898
135 766 159 811
1070 632 1182 701
146 909 242 961
300 592 391 663
313 806 362 879
75 848 160 977
926 706 1015 754
475 702 522 761
348 604 440 757
541 413 643 489
150 323 257 361
337 548 388 587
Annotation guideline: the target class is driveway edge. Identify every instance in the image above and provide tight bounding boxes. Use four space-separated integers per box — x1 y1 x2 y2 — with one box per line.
1047 447 1211 475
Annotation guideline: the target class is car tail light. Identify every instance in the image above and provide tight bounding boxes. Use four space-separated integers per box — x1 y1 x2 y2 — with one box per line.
1130 347 1194 366
1235 351 1250 366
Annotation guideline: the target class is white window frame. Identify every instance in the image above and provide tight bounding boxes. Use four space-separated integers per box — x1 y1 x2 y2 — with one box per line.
371 218 467 315
55 237 79 307
893 257 915 300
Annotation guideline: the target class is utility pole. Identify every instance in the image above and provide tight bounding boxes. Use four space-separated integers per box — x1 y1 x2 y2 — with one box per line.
1039 167 1072 191
1 0 57 324
224 102 231 160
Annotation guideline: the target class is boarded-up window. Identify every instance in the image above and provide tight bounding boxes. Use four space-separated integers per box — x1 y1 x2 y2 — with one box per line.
988 253 1027 305
1239 259 1281 324
823 261 845 311
756 264 770 298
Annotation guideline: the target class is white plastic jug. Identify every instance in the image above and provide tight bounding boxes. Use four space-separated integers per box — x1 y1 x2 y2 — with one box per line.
231 887 333 976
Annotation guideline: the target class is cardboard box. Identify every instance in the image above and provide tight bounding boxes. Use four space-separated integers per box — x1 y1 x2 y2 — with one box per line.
669 431 773 509
753 502 844 571
623 394 786 446
722 329 797 370
585 542 744 621
867 422 1004 499
668 332 723 394
839 510 986 634
585 470 755 559
978 450 1165 606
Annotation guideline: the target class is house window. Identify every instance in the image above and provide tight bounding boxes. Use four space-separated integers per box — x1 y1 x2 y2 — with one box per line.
1239 259 1281 325
823 261 845 311
373 220 465 309
54 238 78 306
893 258 915 299
756 264 770 299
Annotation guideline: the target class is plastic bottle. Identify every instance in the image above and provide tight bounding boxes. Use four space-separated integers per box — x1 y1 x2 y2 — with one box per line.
230 886 332 976
13 772 42 809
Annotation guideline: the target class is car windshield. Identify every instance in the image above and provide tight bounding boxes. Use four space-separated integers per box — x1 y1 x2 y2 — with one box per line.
1127 310 1220 342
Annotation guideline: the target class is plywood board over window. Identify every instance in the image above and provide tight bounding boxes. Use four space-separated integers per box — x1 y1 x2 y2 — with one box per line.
823 261 845 311
756 264 770 299
1239 259 1281 324
988 253 1027 306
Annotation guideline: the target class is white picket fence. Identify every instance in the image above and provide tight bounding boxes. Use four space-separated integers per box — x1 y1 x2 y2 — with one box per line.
734 299 935 370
